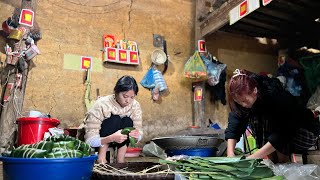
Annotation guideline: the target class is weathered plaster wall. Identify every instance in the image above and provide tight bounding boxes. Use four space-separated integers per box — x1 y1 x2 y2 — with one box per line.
0 1 279 146
0 0 198 145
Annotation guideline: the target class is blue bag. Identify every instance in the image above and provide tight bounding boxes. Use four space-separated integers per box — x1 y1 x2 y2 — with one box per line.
140 68 156 89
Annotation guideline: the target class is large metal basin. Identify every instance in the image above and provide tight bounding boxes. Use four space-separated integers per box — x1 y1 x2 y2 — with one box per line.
151 136 224 150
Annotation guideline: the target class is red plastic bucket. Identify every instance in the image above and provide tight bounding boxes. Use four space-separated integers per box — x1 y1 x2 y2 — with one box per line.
16 117 60 146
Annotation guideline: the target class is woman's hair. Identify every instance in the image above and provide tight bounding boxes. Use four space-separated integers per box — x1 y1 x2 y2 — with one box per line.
114 75 139 95
228 69 258 113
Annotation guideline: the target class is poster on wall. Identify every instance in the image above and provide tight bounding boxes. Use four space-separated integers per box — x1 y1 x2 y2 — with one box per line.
81 56 92 70
229 0 260 25
103 34 115 48
102 34 140 65
194 87 203 101
19 9 34 27
106 48 116 62
262 0 272 6
104 48 139 65
198 40 206 53
118 49 128 63
129 51 139 64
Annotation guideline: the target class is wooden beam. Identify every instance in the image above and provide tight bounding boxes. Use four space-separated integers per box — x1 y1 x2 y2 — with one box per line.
230 23 283 37
256 7 295 22
241 18 282 32
195 0 202 44
198 0 244 38
274 0 320 22
295 0 320 6
249 11 290 27
275 0 311 15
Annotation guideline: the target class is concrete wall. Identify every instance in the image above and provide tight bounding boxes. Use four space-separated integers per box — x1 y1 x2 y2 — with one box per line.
0 1 279 146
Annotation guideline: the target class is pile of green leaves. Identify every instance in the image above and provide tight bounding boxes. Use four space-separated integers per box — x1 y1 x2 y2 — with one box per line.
8 135 91 158
160 157 283 180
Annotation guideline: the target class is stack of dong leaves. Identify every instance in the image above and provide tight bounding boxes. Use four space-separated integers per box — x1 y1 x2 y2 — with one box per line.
160 157 283 180
121 127 137 147
4 135 91 158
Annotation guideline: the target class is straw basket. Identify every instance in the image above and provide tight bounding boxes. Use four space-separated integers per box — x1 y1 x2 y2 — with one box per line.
92 162 174 180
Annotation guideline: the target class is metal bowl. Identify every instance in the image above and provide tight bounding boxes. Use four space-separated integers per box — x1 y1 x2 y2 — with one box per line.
151 136 225 150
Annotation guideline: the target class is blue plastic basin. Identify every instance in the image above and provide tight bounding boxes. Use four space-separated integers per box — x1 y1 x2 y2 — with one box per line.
0 155 97 180
166 148 216 157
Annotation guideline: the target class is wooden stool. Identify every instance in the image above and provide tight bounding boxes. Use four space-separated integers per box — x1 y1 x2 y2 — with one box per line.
107 147 117 163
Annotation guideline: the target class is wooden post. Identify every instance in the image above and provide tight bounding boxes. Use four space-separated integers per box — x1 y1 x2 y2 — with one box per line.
193 82 205 127
0 0 39 151
193 0 206 127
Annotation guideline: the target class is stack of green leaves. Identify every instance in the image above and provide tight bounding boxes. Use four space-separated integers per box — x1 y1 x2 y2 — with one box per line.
160 157 283 180
46 135 91 156
10 141 54 158
8 135 91 158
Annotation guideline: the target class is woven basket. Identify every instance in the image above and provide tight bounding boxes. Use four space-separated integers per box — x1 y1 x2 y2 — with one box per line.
92 162 175 180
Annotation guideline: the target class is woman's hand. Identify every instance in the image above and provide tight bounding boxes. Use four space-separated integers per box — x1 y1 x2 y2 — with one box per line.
247 142 275 159
129 129 140 139
227 139 237 157
227 152 235 157
111 130 128 143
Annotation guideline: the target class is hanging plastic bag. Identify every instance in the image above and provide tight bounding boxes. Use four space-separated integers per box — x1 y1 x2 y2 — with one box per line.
151 67 168 101
202 56 227 86
140 68 155 89
183 51 207 81
153 68 167 92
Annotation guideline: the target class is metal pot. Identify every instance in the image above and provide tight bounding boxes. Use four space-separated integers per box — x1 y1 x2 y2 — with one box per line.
165 147 217 157
151 136 224 150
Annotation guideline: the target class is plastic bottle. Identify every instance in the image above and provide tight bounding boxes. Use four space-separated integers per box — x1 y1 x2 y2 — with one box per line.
246 135 257 153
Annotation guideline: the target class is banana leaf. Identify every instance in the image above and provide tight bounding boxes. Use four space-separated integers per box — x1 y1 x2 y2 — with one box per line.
160 157 281 180
129 136 137 147
250 166 274 179
120 127 137 147
46 150 83 158
1 151 11 157
45 135 92 156
204 156 243 163
29 141 54 151
74 139 91 156
51 148 66 152
16 141 53 152
45 134 77 142
10 148 47 158
63 135 77 141
121 127 135 135
11 135 91 159
45 135 66 142
53 141 75 150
